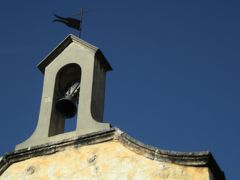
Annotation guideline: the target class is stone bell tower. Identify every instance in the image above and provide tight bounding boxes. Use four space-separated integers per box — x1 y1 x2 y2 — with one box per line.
16 34 112 150
0 35 225 180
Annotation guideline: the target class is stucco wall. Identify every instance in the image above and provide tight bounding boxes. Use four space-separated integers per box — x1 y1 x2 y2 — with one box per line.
1 141 212 180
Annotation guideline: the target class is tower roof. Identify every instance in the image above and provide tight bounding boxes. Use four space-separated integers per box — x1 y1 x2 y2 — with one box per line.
37 34 112 73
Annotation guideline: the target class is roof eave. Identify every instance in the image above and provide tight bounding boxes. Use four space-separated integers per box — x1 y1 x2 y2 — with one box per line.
0 128 225 179
37 34 112 74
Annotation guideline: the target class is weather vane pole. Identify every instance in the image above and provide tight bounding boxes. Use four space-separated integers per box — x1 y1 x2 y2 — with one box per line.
53 8 85 38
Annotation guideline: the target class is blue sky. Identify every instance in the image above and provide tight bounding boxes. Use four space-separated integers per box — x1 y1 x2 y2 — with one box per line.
0 0 239 179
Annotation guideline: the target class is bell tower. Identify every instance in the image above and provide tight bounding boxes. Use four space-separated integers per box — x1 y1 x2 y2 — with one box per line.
0 34 224 180
15 34 112 150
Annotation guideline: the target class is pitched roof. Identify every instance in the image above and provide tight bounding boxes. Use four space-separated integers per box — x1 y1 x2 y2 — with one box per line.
37 34 112 73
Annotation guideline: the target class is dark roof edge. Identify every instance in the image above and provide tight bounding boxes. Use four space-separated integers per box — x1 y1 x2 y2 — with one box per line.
37 34 112 73
0 128 225 179
118 131 225 180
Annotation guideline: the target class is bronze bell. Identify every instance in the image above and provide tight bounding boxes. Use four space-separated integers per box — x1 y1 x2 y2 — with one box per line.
55 95 77 118
55 80 80 118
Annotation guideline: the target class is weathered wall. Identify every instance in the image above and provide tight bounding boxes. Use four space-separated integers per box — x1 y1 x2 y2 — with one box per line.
1 141 212 180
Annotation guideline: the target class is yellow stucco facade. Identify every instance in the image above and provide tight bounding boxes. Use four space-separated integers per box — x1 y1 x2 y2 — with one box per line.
1 138 214 180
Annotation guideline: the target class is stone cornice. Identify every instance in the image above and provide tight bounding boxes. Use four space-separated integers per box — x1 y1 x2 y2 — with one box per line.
0 128 225 179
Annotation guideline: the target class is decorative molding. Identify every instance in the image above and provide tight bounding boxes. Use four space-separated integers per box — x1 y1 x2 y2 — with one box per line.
0 128 225 179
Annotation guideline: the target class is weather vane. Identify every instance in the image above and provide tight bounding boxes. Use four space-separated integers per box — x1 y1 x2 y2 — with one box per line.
53 8 84 37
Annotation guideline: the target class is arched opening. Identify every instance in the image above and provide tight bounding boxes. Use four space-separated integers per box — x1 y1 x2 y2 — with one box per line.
49 63 81 136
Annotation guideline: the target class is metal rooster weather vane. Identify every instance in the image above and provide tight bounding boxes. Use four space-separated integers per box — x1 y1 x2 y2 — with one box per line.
53 8 84 37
